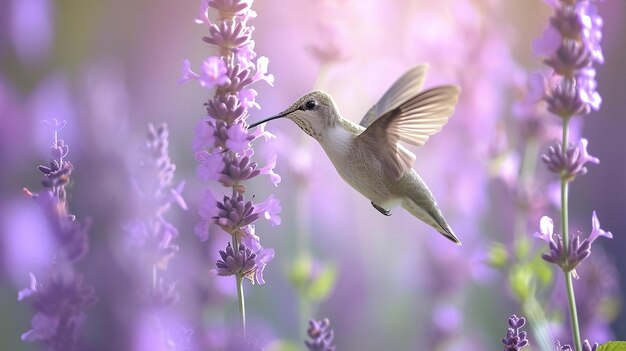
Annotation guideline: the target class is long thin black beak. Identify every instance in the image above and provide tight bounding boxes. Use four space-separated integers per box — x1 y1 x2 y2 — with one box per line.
247 109 293 129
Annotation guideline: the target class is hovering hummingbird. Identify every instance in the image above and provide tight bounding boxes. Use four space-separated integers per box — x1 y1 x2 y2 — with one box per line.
249 65 461 245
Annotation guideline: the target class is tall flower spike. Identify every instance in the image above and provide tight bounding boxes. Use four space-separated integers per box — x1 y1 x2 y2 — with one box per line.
501 314 528 351
182 0 279 335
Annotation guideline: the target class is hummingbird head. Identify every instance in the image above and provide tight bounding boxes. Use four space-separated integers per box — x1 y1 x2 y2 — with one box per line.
248 90 339 140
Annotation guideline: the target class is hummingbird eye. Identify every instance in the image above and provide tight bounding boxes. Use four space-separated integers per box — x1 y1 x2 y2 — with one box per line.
304 100 318 110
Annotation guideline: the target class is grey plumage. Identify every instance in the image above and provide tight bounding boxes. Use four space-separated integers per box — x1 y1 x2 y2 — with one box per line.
249 64 461 245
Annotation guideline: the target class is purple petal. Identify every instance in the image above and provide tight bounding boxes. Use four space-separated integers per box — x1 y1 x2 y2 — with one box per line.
199 189 218 220
225 123 250 153
589 211 612 243
532 26 561 57
249 122 276 141
21 313 60 342
534 216 554 242
196 151 225 181
526 72 547 104
255 194 281 226
170 181 188 210
192 119 216 152
178 59 200 85
254 56 274 86
237 88 259 109
259 153 281 186
199 56 229 88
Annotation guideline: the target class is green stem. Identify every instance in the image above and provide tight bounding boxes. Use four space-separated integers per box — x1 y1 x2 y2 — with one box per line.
560 117 582 351
232 236 247 338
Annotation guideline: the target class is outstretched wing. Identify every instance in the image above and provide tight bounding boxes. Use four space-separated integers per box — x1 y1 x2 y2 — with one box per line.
357 85 461 180
359 64 429 128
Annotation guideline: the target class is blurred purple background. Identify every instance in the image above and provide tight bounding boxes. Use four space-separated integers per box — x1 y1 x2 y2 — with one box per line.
1 0 625 350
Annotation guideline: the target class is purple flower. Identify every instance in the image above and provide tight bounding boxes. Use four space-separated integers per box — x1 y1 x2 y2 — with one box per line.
214 193 260 236
212 242 257 278
542 138 599 181
197 189 219 241
225 122 252 152
203 20 253 52
178 57 230 89
259 153 281 186
254 194 281 226
219 152 261 191
19 267 96 349
588 211 612 243
196 150 225 181
534 213 612 275
241 226 274 285
206 94 247 123
192 119 217 152
501 314 528 350
533 0 604 119
554 339 598 351
305 318 336 351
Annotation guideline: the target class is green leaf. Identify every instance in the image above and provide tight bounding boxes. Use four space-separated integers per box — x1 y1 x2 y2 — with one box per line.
598 341 626 351
288 255 337 302
305 264 337 302
509 265 534 301
529 255 554 288
487 243 508 268
288 255 313 291
515 236 531 260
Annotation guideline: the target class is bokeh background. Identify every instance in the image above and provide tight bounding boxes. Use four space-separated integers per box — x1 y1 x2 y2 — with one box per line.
1 0 625 350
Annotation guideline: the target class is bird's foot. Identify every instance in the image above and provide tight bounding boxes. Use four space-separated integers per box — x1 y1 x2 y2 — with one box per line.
371 202 391 216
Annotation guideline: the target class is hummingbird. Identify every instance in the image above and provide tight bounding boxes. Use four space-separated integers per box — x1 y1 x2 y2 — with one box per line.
249 65 462 245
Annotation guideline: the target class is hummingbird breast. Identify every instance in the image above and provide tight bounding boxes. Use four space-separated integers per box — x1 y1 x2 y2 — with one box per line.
319 125 398 208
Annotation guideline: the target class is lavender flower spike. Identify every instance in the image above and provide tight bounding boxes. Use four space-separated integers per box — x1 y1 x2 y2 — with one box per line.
305 318 336 351
501 314 528 351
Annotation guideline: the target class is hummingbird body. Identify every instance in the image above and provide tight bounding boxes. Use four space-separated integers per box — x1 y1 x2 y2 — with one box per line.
250 65 461 245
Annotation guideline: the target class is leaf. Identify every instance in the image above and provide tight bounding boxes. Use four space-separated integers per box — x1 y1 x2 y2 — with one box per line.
598 341 626 351
487 243 508 268
305 264 337 302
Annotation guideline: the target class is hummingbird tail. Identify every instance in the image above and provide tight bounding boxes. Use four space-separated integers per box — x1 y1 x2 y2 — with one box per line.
401 198 462 245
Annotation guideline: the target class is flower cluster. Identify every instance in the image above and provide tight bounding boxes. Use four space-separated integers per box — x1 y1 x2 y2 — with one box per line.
20 120 95 350
305 318 336 351
126 123 187 306
501 315 528 351
532 0 603 118
542 138 599 181
554 340 598 351
181 0 279 285
535 213 612 276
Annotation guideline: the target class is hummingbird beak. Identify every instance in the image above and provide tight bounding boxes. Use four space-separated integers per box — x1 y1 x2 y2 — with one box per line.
247 108 295 129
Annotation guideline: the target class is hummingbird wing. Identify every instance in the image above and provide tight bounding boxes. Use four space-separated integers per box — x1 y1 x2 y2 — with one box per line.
359 64 429 128
357 85 461 180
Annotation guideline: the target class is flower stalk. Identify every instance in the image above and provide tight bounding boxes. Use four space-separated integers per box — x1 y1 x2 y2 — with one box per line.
181 0 280 337
532 0 608 350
